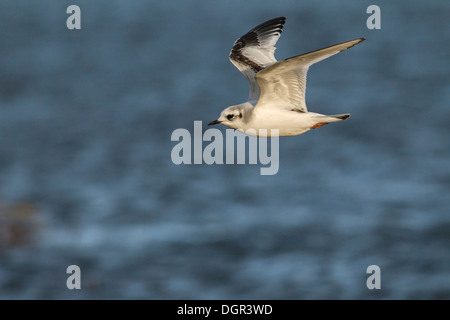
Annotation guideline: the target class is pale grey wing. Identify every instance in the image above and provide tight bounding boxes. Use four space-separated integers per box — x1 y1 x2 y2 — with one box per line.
255 38 365 112
229 17 286 104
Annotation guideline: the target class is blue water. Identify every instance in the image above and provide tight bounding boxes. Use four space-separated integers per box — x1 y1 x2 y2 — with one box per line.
0 0 449 299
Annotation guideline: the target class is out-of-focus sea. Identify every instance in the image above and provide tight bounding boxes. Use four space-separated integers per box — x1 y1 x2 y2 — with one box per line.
0 0 449 299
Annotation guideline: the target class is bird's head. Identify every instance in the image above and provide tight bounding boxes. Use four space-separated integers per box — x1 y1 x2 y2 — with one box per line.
208 105 245 130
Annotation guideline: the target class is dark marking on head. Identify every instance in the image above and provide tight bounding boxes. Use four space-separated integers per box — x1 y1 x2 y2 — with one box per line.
291 108 306 113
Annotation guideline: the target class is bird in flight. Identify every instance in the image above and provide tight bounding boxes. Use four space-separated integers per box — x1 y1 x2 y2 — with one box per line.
208 17 365 137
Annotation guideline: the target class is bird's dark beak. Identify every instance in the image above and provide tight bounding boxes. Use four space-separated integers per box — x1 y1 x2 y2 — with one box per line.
208 120 222 126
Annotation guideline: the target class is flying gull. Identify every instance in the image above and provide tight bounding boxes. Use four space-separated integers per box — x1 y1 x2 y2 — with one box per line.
208 16 365 136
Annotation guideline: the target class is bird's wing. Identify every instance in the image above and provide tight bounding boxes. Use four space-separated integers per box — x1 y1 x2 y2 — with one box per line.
254 38 365 112
229 17 286 104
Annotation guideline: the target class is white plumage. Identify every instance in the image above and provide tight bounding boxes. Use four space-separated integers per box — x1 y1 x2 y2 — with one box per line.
209 17 365 137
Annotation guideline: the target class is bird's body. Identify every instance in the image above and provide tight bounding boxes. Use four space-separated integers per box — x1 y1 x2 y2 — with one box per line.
209 16 365 137
225 101 350 137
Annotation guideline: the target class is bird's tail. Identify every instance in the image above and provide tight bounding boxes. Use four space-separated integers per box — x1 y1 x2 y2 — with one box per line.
331 113 350 121
313 113 350 122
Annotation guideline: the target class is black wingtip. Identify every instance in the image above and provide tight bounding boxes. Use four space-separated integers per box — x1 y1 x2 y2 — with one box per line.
266 16 286 22
250 16 287 33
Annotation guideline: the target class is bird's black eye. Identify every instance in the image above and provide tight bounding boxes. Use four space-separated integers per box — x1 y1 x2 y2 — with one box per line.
227 114 235 120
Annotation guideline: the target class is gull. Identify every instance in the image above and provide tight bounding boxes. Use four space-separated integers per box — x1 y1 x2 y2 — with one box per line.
208 16 365 136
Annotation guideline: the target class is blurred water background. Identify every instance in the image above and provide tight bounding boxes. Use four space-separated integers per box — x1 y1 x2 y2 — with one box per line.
0 0 449 299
